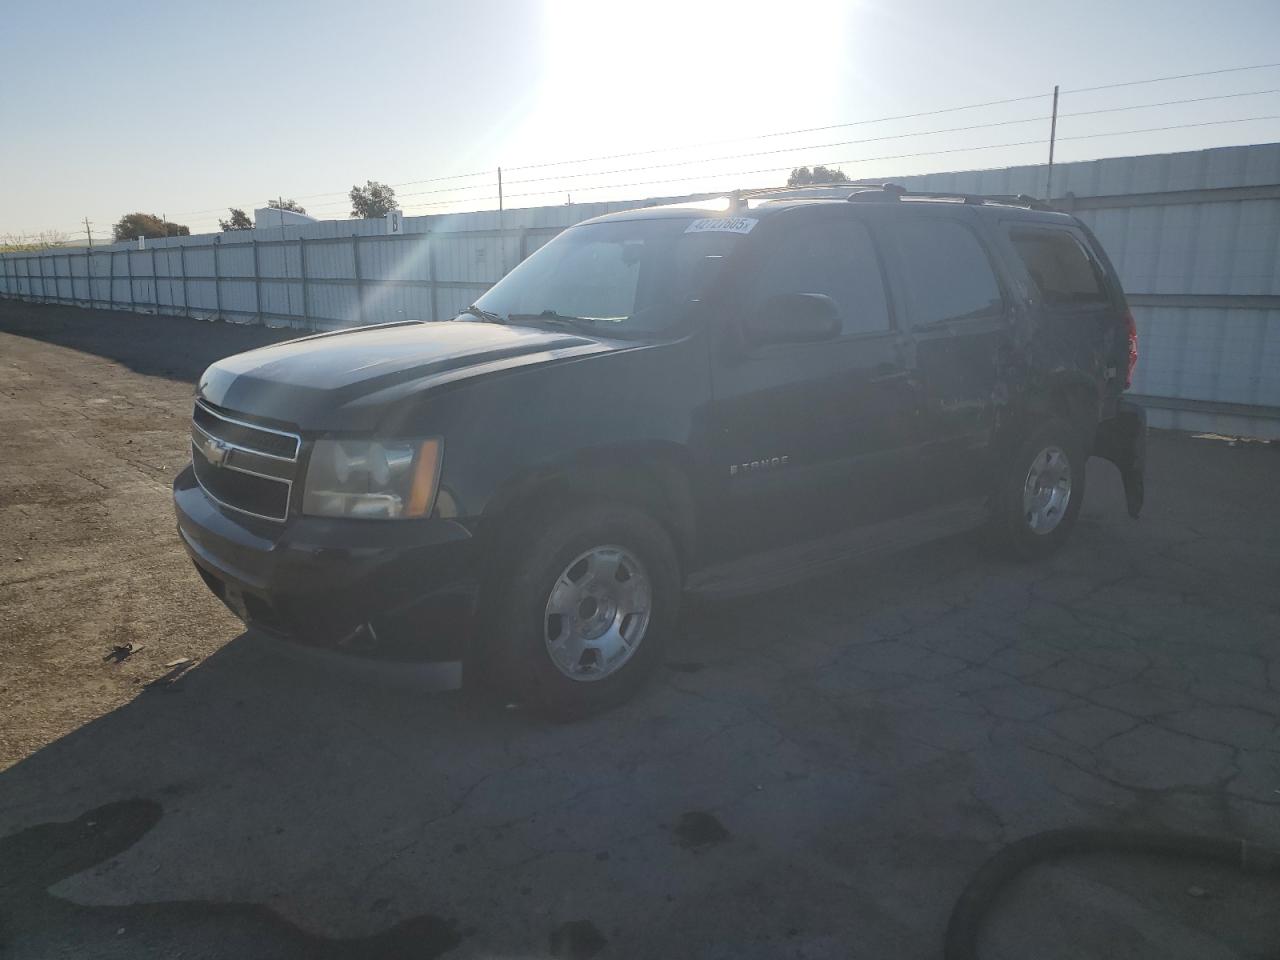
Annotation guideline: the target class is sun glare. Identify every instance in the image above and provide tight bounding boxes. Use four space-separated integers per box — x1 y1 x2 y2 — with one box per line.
501 0 853 199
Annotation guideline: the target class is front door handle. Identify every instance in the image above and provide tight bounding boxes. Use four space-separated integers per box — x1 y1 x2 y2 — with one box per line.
870 366 911 384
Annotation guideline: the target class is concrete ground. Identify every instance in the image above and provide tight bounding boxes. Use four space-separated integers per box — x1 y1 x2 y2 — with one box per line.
1 300 1278 960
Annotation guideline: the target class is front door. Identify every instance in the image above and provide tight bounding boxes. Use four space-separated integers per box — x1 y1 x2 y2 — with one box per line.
704 209 922 561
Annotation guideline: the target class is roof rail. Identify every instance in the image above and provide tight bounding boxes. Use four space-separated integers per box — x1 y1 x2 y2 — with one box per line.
846 183 906 202
733 185 854 203
846 183 1058 211
728 184 1060 212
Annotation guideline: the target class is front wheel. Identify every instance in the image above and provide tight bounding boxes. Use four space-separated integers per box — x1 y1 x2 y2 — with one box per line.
988 418 1087 561
487 503 681 719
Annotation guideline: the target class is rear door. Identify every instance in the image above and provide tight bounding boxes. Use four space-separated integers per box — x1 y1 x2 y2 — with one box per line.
705 207 920 559
1001 221 1126 402
882 209 1011 507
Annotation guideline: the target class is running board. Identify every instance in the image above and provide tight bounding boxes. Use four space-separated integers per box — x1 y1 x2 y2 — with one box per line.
686 499 990 599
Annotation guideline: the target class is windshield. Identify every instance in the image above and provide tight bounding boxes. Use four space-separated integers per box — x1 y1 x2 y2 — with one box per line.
473 218 743 335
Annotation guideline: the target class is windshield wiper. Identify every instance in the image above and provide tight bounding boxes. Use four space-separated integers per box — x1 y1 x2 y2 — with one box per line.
457 304 504 323
507 310 604 330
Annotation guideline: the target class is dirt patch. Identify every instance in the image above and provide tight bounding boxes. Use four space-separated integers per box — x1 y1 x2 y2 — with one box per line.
0 301 297 770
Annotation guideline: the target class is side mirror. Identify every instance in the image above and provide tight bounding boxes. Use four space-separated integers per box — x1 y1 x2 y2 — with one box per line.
748 293 841 345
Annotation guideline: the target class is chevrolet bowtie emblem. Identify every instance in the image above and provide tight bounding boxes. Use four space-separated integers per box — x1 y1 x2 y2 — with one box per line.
203 436 231 466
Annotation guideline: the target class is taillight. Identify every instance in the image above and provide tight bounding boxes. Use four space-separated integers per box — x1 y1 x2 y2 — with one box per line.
1124 309 1138 389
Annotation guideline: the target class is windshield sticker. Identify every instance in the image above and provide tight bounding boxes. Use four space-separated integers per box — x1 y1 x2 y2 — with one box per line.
684 217 758 235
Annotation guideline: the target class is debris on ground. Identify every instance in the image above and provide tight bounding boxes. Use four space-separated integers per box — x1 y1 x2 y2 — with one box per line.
103 643 143 663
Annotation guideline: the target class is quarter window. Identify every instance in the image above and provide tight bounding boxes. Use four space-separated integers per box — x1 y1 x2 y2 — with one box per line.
892 219 1004 328
753 218 891 336
1008 227 1109 305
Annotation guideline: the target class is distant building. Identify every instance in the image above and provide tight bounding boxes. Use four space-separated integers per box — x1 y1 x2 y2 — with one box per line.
254 208 317 229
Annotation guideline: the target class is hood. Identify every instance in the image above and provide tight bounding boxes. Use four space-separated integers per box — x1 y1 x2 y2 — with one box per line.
198 320 617 431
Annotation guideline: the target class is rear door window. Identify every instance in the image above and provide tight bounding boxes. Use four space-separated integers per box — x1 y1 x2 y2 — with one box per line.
752 217 891 337
890 219 1004 329
1008 227 1109 306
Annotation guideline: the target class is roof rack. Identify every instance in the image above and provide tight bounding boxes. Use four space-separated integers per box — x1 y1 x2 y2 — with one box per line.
727 185 853 207
725 184 1060 212
846 183 1058 211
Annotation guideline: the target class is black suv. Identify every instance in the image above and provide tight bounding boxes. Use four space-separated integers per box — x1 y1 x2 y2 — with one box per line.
175 186 1146 717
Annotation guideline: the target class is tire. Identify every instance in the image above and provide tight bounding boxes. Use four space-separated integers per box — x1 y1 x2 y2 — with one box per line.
486 502 681 720
988 418 1087 561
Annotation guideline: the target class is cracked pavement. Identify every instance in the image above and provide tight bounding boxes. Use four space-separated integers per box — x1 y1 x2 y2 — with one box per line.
1 301 1278 958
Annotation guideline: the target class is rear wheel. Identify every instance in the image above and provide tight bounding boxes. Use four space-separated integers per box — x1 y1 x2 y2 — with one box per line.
487 503 680 719
989 418 1087 561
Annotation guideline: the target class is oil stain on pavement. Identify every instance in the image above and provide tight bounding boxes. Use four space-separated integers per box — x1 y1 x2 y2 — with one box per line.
0 799 461 959
673 810 731 849
549 918 609 959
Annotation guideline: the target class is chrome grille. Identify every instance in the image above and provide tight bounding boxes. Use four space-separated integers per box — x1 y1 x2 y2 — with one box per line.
190 400 301 522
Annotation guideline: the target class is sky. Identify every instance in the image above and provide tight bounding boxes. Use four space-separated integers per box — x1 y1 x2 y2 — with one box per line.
2 0 1279 239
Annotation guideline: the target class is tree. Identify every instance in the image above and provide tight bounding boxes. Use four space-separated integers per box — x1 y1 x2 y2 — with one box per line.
219 208 253 231
267 198 306 214
786 165 850 187
112 213 189 242
0 230 68 252
349 180 397 219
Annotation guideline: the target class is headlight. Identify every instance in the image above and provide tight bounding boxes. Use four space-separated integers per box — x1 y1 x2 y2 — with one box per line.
302 438 442 519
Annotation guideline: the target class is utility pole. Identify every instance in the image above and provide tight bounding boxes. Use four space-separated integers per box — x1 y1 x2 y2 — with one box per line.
497 167 506 275
1045 84 1060 198
83 217 94 248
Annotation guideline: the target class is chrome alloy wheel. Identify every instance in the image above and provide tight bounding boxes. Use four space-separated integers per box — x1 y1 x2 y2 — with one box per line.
543 545 652 682
1023 445 1073 535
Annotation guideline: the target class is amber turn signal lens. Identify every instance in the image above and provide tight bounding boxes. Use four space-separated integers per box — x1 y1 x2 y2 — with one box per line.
404 439 442 517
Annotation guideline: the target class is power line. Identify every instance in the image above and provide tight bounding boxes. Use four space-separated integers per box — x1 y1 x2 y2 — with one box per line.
271 91 1061 210
259 169 494 209
399 110 1280 214
500 89 1280 189
243 63 1280 210
1064 62 1280 94
21 62 1280 236
53 107 1280 230
277 89 1064 208
267 78 1280 213
493 113 1280 204
501 61 1280 174
26 104 1280 232
505 93 1053 172
315 86 1280 207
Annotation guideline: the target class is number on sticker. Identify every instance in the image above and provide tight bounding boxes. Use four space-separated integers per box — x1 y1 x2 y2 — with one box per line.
684 217 758 235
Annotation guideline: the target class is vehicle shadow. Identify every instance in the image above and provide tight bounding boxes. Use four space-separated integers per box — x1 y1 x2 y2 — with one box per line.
0 301 299 383
0 626 771 959
0 634 551 957
0 526 1091 960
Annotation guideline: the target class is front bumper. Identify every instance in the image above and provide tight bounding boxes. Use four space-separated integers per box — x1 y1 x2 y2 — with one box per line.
174 465 480 661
